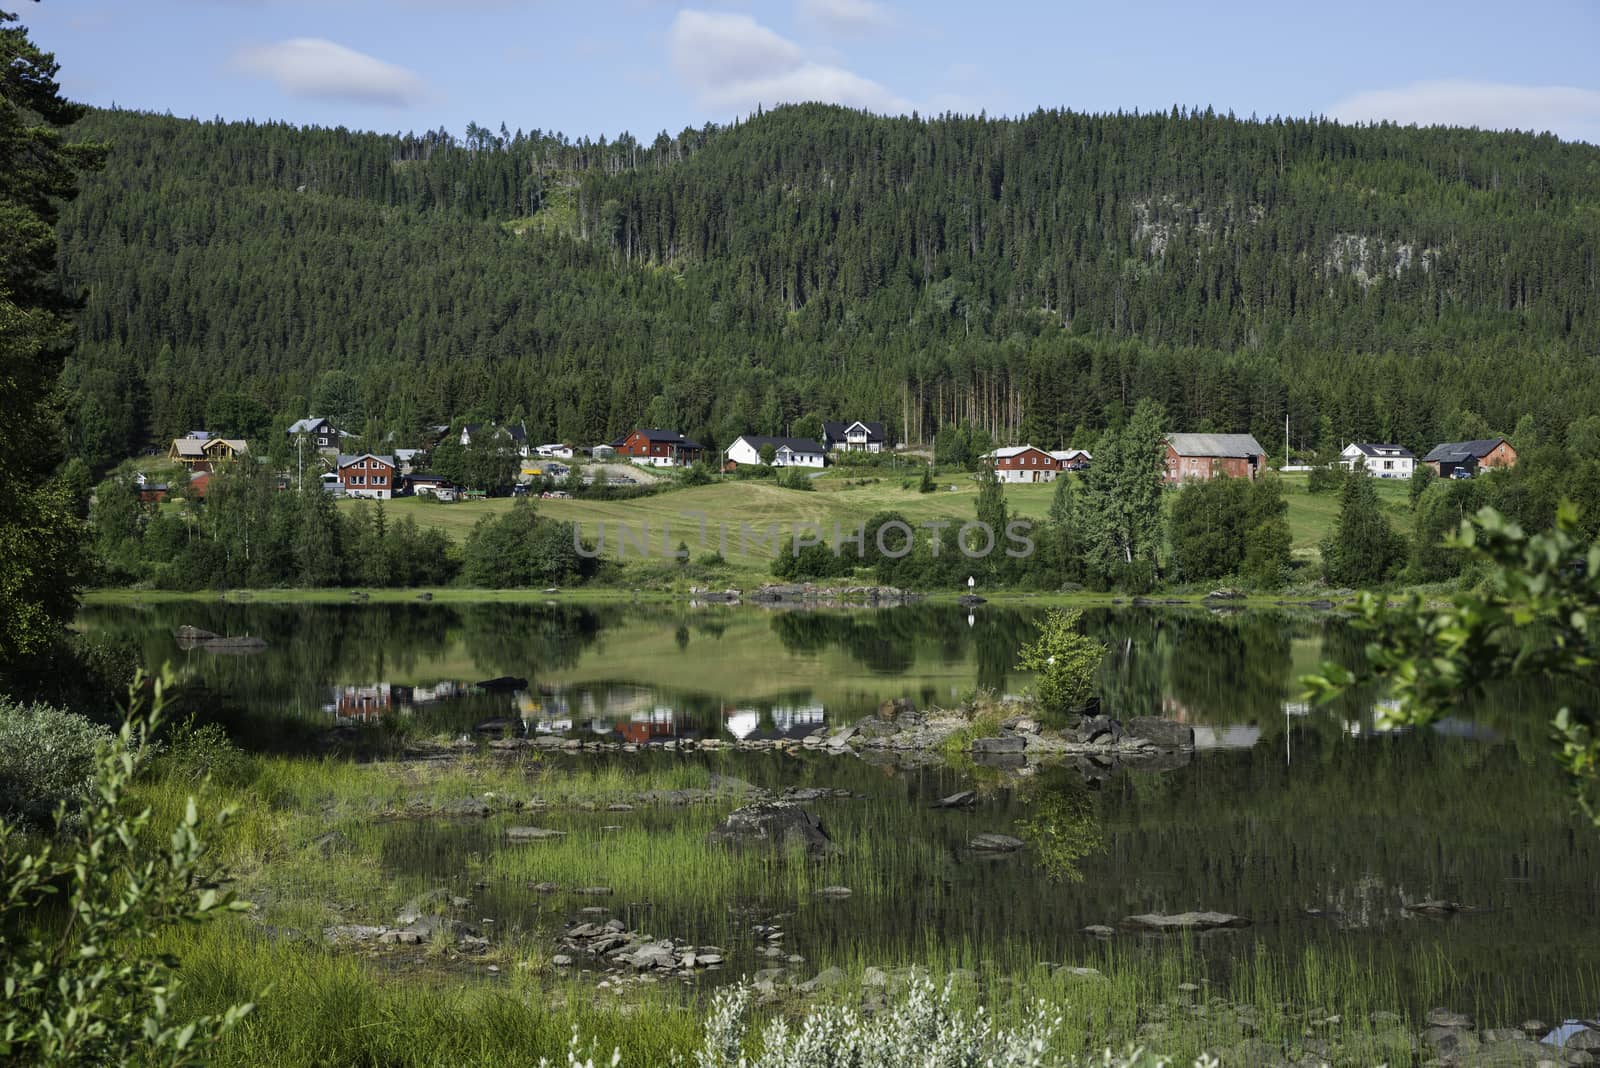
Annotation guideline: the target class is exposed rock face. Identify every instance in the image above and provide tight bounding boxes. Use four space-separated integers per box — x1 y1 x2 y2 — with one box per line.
1123 717 1195 749
708 801 839 858
1119 911 1250 932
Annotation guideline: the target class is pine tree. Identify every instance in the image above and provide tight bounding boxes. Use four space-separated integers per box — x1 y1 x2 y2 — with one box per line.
1320 472 1405 587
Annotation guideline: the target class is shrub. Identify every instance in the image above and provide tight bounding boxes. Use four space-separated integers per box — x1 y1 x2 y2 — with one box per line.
0 700 111 828
1015 609 1106 716
1306 465 1347 495
161 716 255 789
688 977 1060 1068
0 672 254 1064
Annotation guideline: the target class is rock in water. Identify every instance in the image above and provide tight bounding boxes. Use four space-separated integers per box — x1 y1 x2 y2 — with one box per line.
968 833 1025 853
506 827 566 841
1119 911 1250 932
474 676 528 692
931 790 976 809
970 735 1025 754
1123 717 1195 749
708 801 839 858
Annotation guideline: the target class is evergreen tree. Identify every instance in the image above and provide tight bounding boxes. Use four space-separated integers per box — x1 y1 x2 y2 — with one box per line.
0 15 103 669
1077 400 1166 587
1320 472 1405 587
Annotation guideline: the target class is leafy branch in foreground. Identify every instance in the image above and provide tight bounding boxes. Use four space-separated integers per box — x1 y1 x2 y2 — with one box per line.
1303 503 1600 824
0 670 254 1065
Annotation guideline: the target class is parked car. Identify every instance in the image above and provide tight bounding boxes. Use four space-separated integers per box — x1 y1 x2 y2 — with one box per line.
1450 468 1474 479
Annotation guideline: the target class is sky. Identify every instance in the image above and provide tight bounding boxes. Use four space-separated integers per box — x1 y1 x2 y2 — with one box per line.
19 0 1600 145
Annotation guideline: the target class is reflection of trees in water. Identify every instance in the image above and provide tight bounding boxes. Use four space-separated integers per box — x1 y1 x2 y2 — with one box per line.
456 603 615 677
1090 609 1305 724
1014 770 1105 883
768 606 1041 684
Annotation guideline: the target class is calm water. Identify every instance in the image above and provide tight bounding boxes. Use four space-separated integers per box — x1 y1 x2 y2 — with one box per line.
81 600 1600 1019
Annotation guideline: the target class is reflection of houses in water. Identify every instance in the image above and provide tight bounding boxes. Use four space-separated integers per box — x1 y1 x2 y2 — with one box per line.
326 683 395 723
724 704 825 741
1192 725 1261 750
616 708 677 744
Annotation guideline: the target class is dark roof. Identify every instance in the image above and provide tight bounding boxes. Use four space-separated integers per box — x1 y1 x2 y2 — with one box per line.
735 434 824 454
1165 433 1267 458
1422 438 1506 463
821 420 886 441
629 428 704 448
1349 443 1415 459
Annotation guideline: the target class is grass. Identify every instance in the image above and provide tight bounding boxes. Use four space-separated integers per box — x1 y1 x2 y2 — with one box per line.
117 737 1598 1066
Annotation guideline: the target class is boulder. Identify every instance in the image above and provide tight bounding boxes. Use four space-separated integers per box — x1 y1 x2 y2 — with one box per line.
1569 1030 1600 1052
474 676 528 692
1073 715 1122 745
439 798 491 818
970 735 1025 754
506 826 567 842
968 833 1025 853
1081 924 1116 937
174 625 219 642
877 697 917 720
931 790 976 809
708 801 839 858
1425 1008 1475 1029
1119 911 1250 932
815 885 853 898
473 717 518 734
1421 1026 1480 1059
958 594 986 607
1123 716 1195 749
1404 899 1480 916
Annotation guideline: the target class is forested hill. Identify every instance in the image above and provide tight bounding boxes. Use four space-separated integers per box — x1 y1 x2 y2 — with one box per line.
56 103 1600 469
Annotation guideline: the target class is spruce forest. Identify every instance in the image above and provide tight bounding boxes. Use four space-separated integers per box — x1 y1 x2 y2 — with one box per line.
58 103 1600 470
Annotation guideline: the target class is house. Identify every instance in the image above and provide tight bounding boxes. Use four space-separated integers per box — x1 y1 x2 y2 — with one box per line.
983 445 1062 483
1339 443 1416 478
133 472 171 504
537 443 574 459
337 453 396 499
616 428 705 467
287 417 347 450
168 436 249 469
1422 438 1518 478
822 420 886 453
1163 433 1268 483
393 448 422 475
1049 448 1092 470
405 473 456 500
461 422 531 458
725 434 826 468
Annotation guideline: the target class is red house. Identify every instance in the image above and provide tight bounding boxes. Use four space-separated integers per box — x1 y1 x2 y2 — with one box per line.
337 453 396 499
984 445 1063 483
616 429 705 467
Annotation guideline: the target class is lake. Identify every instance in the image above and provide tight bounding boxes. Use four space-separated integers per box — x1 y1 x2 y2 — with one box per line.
81 599 1600 1022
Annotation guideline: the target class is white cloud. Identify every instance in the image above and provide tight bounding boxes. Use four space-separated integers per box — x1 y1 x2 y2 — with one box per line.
1328 80 1600 145
799 0 893 35
669 9 909 114
232 38 426 107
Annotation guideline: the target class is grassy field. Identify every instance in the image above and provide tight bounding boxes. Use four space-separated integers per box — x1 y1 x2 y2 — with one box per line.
342 470 1417 575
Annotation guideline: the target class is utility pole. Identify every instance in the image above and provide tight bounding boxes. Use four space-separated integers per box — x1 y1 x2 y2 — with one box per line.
1284 412 1290 469
297 435 304 493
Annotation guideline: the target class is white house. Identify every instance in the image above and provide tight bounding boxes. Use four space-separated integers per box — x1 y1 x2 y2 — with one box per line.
983 445 1062 483
1338 443 1415 478
821 420 886 453
1049 448 1092 469
725 434 826 468
537 443 574 459
461 422 531 458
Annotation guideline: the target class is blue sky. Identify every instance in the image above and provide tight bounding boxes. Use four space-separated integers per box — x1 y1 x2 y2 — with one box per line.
21 0 1600 144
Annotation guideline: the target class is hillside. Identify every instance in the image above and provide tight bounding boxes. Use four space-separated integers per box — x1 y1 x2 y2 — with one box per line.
56 104 1600 470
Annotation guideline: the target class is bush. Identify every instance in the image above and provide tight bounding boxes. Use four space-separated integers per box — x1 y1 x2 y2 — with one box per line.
0 700 112 828
0 673 254 1063
1014 609 1106 716
160 716 255 789
1306 465 1347 495
688 977 1061 1068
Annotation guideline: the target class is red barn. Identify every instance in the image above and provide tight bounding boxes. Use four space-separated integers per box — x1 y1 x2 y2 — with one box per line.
1163 433 1268 483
